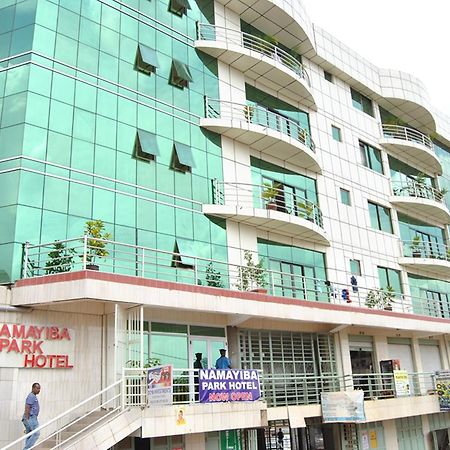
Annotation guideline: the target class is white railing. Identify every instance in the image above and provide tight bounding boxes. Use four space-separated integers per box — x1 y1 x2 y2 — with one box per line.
392 180 446 203
197 23 310 86
382 124 433 150
2 380 122 450
204 98 315 152
402 239 450 261
123 368 436 408
211 180 323 228
21 237 450 319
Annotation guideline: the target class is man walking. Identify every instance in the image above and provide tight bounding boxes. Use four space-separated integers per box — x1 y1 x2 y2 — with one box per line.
215 348 231 369
22 382 41 450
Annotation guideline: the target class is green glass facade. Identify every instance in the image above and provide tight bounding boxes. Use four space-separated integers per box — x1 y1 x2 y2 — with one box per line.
0 0 227 282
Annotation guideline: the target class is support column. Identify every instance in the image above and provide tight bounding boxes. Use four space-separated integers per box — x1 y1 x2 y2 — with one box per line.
421 415 433 450
227 326 240 369
373 335 389 366
383 420 399 450
185 432 206 450
337 330 352 389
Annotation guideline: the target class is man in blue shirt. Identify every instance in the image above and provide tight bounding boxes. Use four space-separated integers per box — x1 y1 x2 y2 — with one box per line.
215 349 231 369
22 382 41 450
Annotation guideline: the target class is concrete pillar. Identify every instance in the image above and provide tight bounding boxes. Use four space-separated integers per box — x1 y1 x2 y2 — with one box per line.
337 330 353 389
226 326 240 369
438 336 449 370
421 415 433 450
411 337 426 395
373 335 389 366
383 420 399 450
185 432 206 450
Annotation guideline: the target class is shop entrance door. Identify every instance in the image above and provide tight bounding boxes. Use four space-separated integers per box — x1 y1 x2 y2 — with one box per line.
349 336 374 398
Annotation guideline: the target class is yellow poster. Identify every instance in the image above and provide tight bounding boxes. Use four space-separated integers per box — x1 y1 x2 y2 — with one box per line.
369 430 377 448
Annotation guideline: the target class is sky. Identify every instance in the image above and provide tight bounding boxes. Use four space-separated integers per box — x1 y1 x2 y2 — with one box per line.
301 0 450 115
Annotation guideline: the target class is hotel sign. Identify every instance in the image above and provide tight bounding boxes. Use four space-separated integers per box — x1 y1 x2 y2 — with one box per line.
0 323 75 369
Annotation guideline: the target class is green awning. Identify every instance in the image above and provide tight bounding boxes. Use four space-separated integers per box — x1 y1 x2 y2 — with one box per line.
173 239 196 267
174 142 195 168
137 44 159 72
172 59 193 82
170 0 191 11
136 129 159 159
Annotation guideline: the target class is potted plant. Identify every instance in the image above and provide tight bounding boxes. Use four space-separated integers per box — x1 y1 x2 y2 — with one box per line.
365 286 395 311
297 200 315 222
83 219 112 270
205 262 223 288
45 241 75 275
236 250 267 293
409 236 422 258
243 104 255 122
261 182 281 210
437 187 448 202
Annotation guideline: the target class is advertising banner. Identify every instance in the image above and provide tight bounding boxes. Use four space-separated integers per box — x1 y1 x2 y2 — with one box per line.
435 371 450 411
321 390 366 423
199 369 260 403
393 370 410 397
147 365 173 405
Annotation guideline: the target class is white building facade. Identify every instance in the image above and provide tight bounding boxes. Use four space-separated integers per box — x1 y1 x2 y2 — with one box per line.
0 0 449 449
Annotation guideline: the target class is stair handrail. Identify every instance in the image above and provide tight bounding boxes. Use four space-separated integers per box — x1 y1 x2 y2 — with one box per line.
1 379 123 450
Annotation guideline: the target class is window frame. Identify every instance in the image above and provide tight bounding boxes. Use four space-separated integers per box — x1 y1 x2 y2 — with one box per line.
171 141 195 173
331 125 342 142
134 44 159 76
324 70 333 83
368 201 393 233
134 129 159 162
168 0 191 16
340 188 351 206
359 140 383 174
351 88 374 117
170 59 193 89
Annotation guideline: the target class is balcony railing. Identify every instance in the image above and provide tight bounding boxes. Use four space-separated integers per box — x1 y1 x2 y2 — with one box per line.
382 124 433 150
22 237 450 320
197 23 310 86
123 368 436 409
212 180 323 228
402 239 450 261
392 180 446 203
204 98 315 152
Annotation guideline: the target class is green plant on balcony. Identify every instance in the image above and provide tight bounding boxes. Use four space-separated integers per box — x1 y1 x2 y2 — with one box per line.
83 219 112 270
45 241 76 275
236 250 267 292
409 236 422 258
243 104 255 122
297 200 315 222
437 187 449 202
261 182 281 210
205 262 224 288
365 286 395 311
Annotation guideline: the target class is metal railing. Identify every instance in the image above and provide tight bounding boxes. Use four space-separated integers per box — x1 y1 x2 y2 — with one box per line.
392 180 446 203
123 369 436 409
382 124 433 150
2 380 122 450
350 372 435 400
211 180 323 228
197 23 310 86
402 239 450 261
22 237 450 320
204 98 315 152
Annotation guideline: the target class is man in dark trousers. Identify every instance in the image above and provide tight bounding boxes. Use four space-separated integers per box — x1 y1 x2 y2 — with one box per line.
22 382 41 450
193 353 203 400
277 428 284 449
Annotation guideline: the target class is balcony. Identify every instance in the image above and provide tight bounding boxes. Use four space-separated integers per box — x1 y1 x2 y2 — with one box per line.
203 180 328 244
390 180 450 223
195 24 316 108
380 124 442 175
399 239 450 280
201 98 321 172
21 237 450 320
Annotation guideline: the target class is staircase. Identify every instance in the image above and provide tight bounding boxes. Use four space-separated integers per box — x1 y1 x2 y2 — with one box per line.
1 379 142 450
